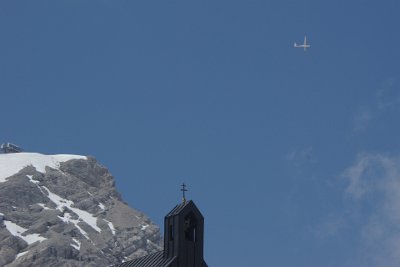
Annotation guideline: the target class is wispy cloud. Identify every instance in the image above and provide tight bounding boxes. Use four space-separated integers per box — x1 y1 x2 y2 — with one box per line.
352 77 399 134
314 214 346 239
353 108 373 133
376 77 399 111
341 153 400 267
285 146 316 165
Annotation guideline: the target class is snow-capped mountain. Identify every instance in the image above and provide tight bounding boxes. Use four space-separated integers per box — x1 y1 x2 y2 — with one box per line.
0 152 162 267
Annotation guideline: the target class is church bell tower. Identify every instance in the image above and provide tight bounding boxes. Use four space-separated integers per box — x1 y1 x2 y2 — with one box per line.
116 184 208 267
163 183 208 267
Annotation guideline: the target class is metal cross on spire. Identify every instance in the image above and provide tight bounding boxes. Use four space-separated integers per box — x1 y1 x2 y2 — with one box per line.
181 183 188 203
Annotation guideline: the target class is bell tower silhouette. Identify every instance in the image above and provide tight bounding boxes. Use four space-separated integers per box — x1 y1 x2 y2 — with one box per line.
117 183 208 267
163 183 208 267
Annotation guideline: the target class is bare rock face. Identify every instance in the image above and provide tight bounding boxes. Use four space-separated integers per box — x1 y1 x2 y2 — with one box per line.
0 153 162 267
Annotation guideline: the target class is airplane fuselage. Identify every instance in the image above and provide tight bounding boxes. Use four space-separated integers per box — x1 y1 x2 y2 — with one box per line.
294 43 310 51
294 36 310 51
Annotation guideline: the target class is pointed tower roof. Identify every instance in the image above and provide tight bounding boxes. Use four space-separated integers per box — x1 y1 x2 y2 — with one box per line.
116 185 207 267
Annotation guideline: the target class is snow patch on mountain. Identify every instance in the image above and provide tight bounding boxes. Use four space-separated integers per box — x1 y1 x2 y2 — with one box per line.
4 220 46 245
37 203 52 210
58 212 90 239
0 152 86 182
27 175 101 233
104 219 116 235
16 251 29 259
43 186 101 232
71 238 81 251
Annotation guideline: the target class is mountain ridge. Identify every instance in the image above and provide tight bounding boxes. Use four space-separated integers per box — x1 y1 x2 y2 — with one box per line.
0 152 162 266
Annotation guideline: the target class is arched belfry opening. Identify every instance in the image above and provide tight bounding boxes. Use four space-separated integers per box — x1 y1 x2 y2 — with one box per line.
184 212 197 242
118 184 208 267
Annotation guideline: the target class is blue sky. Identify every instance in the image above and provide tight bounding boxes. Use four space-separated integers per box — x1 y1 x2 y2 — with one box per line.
1 1 400 266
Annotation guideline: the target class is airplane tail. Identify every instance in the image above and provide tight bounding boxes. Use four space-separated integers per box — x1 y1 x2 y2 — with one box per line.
294 42 297 47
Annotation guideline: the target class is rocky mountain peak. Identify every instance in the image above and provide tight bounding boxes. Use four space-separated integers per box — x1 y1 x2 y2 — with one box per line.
0 152 162 267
